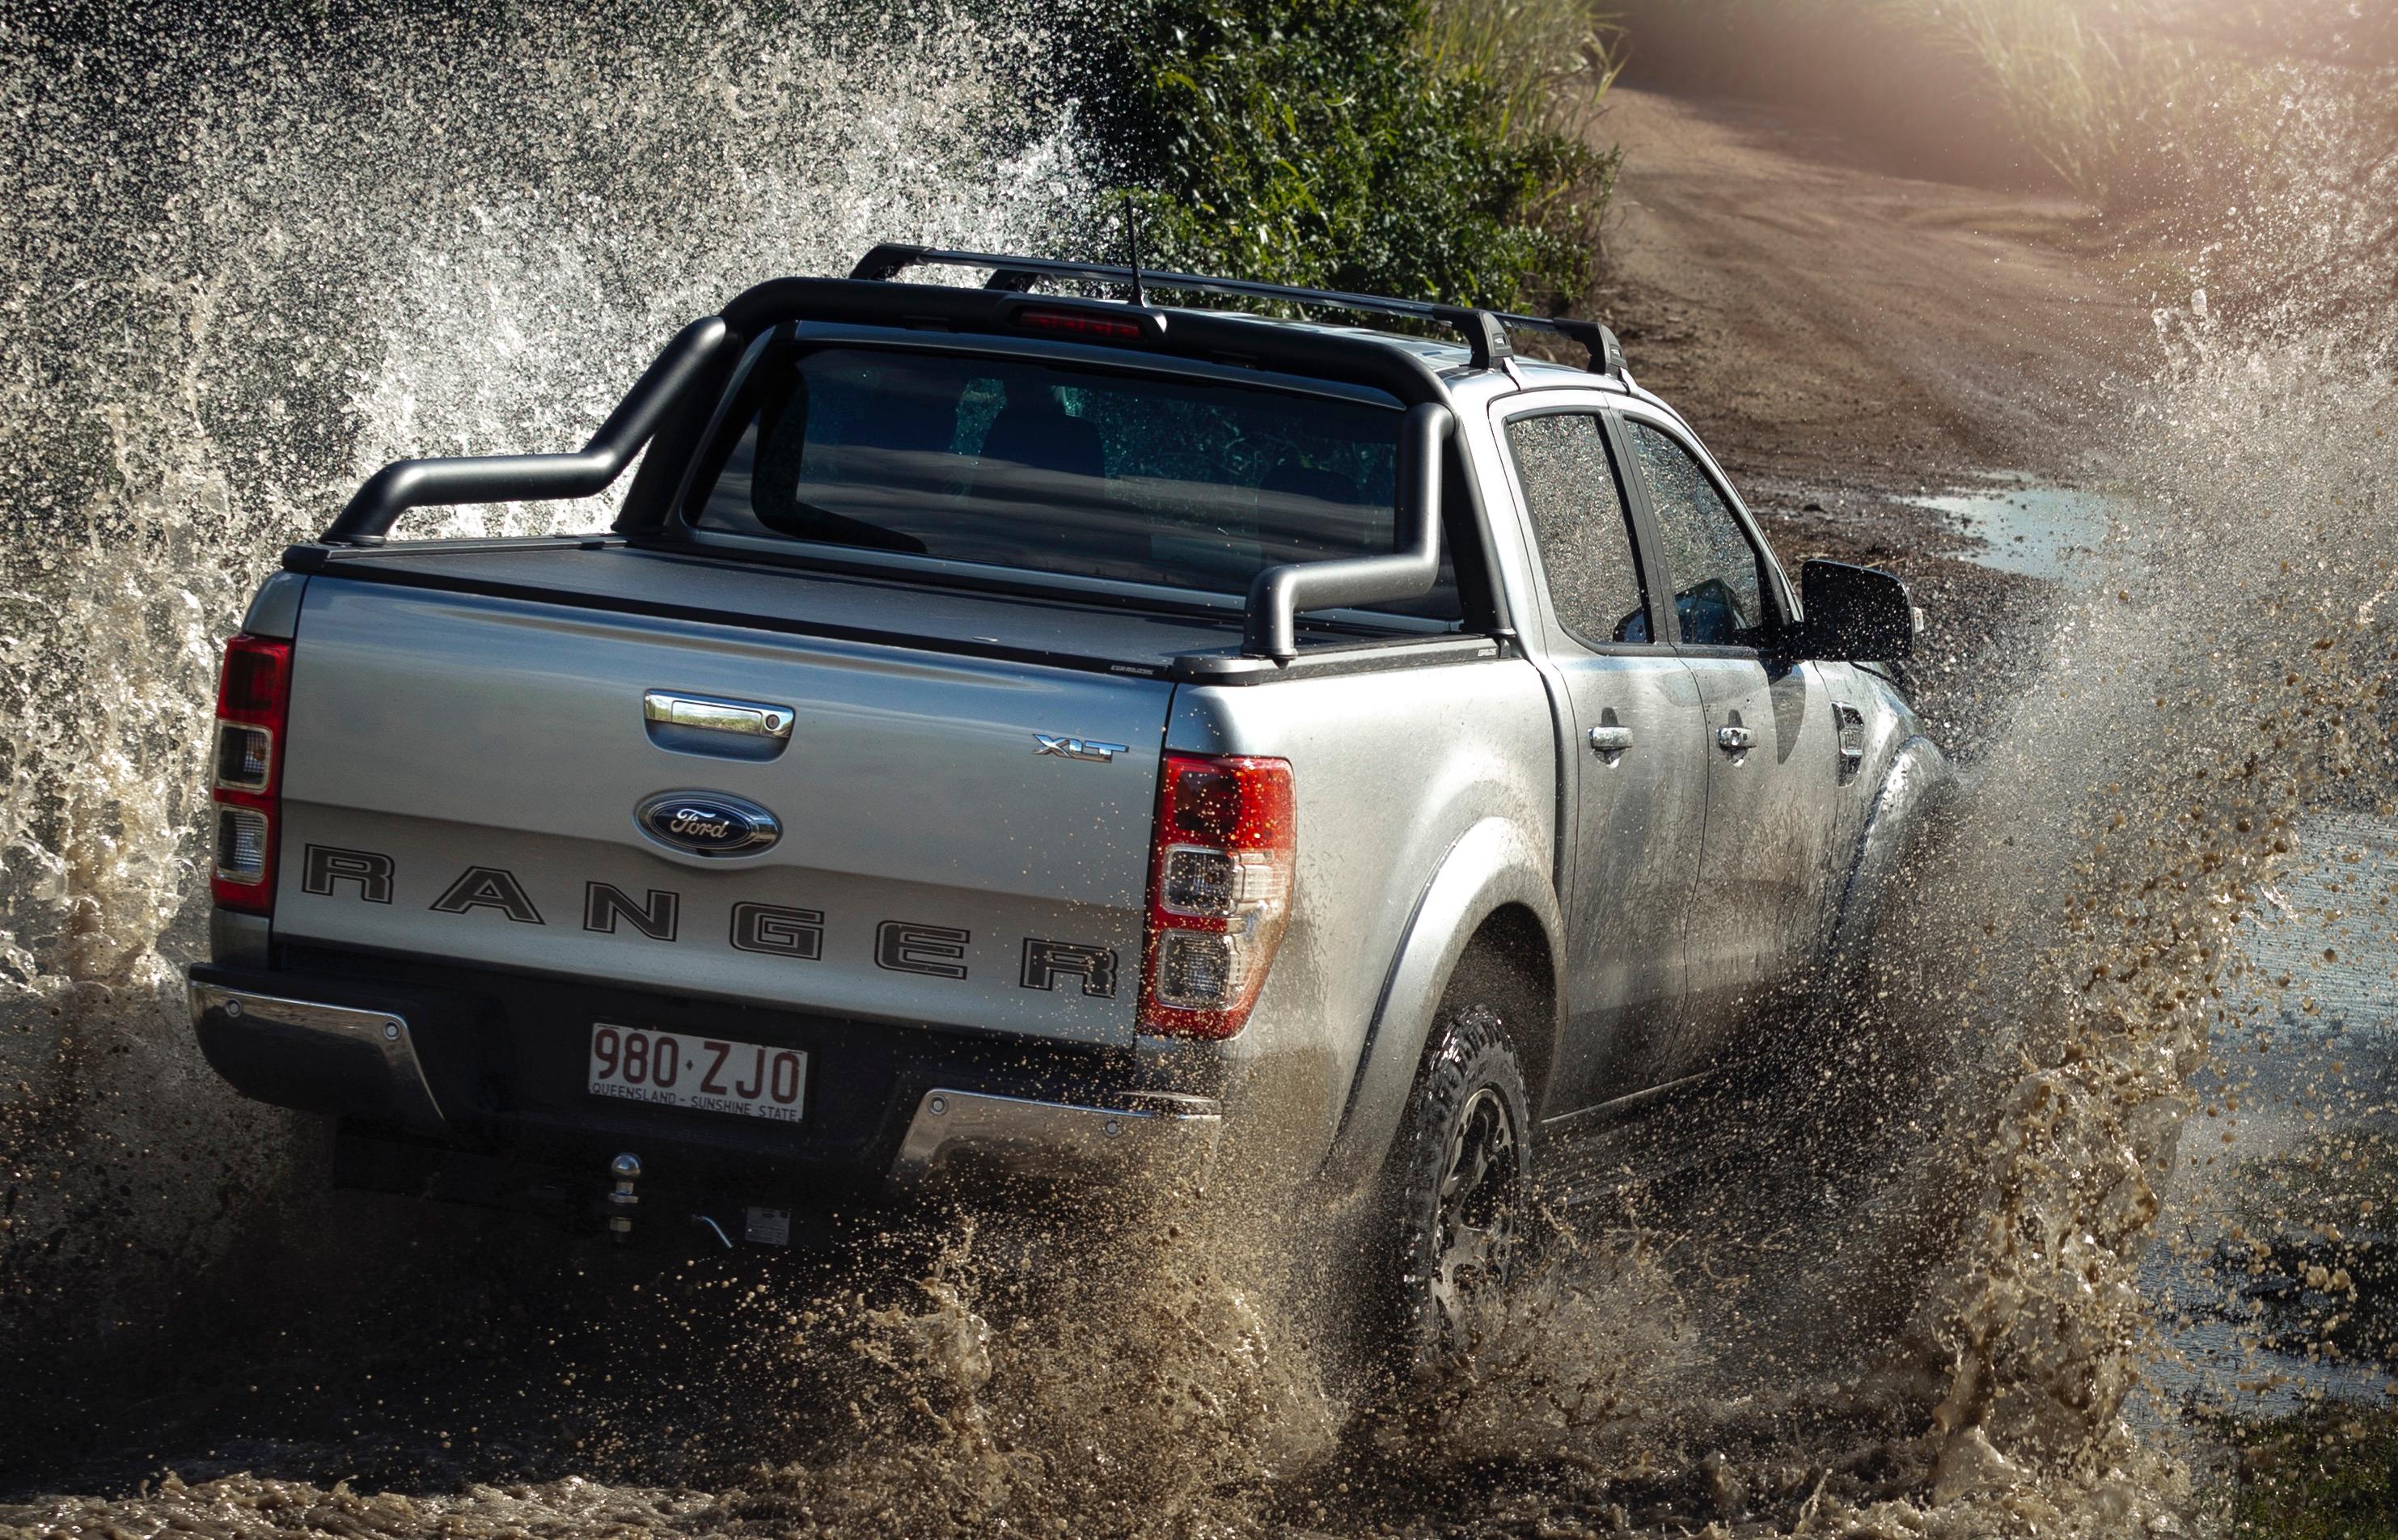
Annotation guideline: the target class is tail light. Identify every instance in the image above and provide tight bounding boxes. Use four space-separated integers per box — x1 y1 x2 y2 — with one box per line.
209 633 291 915
1138 752 1295 1039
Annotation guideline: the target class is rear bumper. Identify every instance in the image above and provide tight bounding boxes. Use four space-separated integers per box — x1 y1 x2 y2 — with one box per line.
187 954 1221 1203
892 1087 1220 1180
190 978 448 1132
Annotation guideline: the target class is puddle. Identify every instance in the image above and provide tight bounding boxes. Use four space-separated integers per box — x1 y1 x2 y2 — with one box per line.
2140 812 2398 1416
1906 476 2119 578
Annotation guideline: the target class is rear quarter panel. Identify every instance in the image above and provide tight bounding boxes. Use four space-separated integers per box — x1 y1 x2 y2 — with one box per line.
1165 655 1558 1181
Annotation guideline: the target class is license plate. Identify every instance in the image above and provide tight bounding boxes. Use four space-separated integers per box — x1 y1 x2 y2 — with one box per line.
587 1023 807 1123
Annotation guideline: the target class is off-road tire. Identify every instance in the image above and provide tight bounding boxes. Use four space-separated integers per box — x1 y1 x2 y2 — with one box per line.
1369 1003 1533 1373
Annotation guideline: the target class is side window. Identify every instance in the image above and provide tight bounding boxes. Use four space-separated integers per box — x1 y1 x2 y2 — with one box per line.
1626 420 1770 647
1505 412 1651 646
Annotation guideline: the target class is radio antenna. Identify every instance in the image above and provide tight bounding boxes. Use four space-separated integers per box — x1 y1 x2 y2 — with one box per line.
1124 192 1148 308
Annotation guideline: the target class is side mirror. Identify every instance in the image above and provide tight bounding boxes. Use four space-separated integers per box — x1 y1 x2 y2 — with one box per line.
1799 559 1918 660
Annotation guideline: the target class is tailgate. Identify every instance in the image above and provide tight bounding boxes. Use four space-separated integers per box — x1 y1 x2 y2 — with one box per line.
274 578 1168 1045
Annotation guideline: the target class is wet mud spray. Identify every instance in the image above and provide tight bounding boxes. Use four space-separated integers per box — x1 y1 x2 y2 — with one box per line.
3 5 2394 1535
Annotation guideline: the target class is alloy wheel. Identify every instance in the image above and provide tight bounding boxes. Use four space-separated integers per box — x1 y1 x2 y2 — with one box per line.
1427 1083 1520 1352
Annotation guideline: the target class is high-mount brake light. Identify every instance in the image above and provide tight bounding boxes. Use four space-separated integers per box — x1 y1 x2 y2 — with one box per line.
209 633 291 915
1015 308 1147 342
1138 752 1295 1040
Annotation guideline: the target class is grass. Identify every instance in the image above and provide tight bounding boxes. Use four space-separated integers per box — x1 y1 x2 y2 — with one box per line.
2224 1403 2398 1540
1417 0 1622 145
1905 0 2194 198
1884 0 2314 213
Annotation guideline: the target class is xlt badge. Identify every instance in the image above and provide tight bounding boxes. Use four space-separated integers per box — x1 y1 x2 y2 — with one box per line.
1034 734 1128 764
635 790 782 858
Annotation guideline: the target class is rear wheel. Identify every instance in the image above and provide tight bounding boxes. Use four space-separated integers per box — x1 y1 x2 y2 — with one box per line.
1372 1005 1533 1370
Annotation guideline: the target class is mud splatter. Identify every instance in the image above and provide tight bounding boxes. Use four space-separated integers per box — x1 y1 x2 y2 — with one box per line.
3 4 2396 1537
0 0 1089 1381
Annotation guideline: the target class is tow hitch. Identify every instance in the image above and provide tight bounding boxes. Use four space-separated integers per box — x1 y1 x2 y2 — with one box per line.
605 1152 641 1243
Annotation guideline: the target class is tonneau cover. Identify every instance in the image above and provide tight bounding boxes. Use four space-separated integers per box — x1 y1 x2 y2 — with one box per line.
293 540 1258 679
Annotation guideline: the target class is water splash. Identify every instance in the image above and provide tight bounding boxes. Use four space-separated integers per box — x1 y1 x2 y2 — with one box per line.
2 4 2396 1535
1828 304 2398 1530
0 0 1090 1376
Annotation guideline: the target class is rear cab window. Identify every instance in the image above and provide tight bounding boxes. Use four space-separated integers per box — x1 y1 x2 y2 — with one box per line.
683 345 1463 625
1503 410 1653 647
1621 416 1783 649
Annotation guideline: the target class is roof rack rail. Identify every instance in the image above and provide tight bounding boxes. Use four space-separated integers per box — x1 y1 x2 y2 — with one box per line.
849 243 1626 381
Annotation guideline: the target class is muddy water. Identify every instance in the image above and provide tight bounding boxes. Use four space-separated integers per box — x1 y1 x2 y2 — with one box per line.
0 0 1089 1357
1905 477 2119 581
4 6 2397 1536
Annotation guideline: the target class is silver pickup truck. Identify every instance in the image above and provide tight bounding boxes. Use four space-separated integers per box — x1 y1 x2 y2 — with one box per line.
190 245 1946 1356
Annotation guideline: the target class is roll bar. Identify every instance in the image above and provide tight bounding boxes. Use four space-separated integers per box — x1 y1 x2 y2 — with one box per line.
1244 403 1450 661
316 244 1506 662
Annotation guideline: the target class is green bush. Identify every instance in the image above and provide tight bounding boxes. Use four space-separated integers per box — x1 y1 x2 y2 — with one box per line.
1074 0 1617 313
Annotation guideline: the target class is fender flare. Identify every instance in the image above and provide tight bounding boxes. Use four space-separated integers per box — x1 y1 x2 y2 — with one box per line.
1317 815 1565 1194
1825 734 1954 987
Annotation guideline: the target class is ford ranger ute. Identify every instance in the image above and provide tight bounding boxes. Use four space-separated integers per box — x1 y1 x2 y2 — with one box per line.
190 244 1947 1356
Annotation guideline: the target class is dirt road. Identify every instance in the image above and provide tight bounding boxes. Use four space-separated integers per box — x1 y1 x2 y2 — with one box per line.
1595 87 2158 505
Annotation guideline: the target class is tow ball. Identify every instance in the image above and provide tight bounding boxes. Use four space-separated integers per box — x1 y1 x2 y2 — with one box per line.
606 1152 641 1242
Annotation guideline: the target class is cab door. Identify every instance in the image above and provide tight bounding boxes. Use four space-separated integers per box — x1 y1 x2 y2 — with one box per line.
1609 409 1845 1062
1492 400 1709 1112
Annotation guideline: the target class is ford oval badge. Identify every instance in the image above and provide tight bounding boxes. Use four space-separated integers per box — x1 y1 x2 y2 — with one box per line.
635 790 782 858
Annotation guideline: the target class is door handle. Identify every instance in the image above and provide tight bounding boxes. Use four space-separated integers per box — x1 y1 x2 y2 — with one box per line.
1588 723 1635 759
1715 723 1755 755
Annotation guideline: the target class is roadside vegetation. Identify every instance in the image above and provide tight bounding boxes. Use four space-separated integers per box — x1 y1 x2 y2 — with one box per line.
1613 0 2396 318
2211 1132 2398 1536
1076 0 2393 320
2224 1407 2398 1540
1076 0 1621 311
